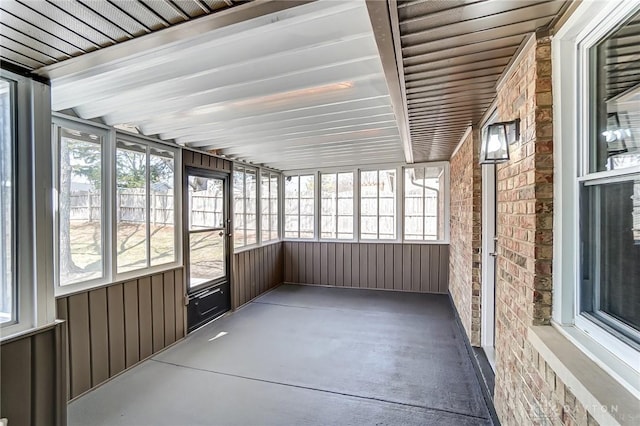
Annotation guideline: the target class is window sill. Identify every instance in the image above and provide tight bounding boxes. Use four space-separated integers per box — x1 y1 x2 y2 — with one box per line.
233 239 282 254
1 320 64 344
528 325 640 425
55 263 183 298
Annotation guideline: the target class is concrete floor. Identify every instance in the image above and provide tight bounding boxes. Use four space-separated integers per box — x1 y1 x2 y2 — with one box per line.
69 284 493 425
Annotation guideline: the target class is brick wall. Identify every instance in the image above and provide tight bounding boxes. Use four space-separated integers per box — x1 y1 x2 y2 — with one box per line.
492 35 596 425
449 129 482 346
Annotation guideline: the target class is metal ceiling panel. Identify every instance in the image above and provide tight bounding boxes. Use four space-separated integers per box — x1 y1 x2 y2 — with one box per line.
143 0 189 24
1 1 98 52
41 0 404 170
110 0 170 31
77 0 150 36
0 0 246 70
23 0 116 45
0 10 83 57
395 0 568 161
172 0 209 18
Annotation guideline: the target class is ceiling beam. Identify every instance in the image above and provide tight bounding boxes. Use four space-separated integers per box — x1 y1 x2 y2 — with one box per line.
366 0 413 164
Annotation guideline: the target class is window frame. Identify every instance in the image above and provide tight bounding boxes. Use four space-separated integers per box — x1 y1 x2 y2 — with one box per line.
401 163 450 242
359 166 399 241
260 169 280 243
319 170 357 241
282 162 450 244
1 69 55 340
52 114 183 296
282 172 317 241
553 0 640 390
233 164 259 250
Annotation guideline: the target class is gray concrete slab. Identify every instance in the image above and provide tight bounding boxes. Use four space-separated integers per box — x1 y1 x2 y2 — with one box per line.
68 284 493 425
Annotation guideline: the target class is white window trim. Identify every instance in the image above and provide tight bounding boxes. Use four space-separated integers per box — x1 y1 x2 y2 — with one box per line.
1 70 55 340
282 172 317 241
552 0 640 395
282 161 450 244
52 114 183 297
260 169 280 244
318 170 357 242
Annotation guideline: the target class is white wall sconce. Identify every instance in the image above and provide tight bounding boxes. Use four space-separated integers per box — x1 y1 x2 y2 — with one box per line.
480 118 520 164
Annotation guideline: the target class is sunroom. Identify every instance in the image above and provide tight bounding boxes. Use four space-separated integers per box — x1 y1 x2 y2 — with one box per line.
0 0 639 425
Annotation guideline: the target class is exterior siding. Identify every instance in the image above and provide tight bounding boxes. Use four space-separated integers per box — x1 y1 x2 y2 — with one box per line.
284 242 449 293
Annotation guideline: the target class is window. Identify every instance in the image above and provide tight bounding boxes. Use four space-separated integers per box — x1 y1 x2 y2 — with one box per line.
320 172 354 239
360 169 396 240
233 165 257 248
115 139 177 273
57 126 105 284
578 9 640 350
284 174 315 239
554 0 640 379
0 78 14 325
1 69 54 339
54 118 181 291
404 165 445 241
261 171 279 242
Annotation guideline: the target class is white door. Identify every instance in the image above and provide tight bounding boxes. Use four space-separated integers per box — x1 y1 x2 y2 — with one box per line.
481 163 497 370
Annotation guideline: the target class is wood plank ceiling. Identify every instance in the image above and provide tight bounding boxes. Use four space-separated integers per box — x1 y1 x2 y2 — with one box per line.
396 0 569 162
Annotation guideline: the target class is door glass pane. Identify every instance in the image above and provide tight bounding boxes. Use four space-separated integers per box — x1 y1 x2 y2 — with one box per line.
189 230 225 288
580 178 640 344
0 79 14 324
589 10 640 172
116 141 147 273
188 174 226 288
189 176 223 230
150 147 175 266
59 127 104 284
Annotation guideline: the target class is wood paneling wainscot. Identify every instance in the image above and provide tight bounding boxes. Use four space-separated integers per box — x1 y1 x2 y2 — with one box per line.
56 268 185 401
232 242 284 308
284 242 449 293
0 322 67 426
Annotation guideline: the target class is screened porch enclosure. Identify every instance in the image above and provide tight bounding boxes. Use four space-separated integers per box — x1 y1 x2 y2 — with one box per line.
1 1 639 426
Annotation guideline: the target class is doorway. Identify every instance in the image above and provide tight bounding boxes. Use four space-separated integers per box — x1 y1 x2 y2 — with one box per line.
481 163 497 370
185 167 231 332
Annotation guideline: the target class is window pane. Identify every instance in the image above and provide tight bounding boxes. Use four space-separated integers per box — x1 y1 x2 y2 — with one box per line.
189 230 225 288
360 169 396 239
233 168 246 247
580 178 640 344
285 174 314 239
320 172 353 240
0 79 14 323
261 172 271 242
246 168 257 245
589 10 640 172
59 127 104 285
404 166 442 241
116 142 147 273
150 148 175 267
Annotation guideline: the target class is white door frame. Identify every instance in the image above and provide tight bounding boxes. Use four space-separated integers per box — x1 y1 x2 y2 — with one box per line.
481 163 497 371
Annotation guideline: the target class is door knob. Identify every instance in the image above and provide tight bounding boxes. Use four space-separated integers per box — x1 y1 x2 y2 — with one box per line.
218 231 224 237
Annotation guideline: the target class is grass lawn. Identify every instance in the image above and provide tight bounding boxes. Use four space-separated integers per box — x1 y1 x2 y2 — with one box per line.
63 221 225 285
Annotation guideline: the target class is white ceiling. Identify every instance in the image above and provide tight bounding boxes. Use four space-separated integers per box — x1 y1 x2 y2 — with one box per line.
37 0 405 170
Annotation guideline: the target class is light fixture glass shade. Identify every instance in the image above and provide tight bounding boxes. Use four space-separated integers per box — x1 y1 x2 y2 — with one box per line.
480 123 509 164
